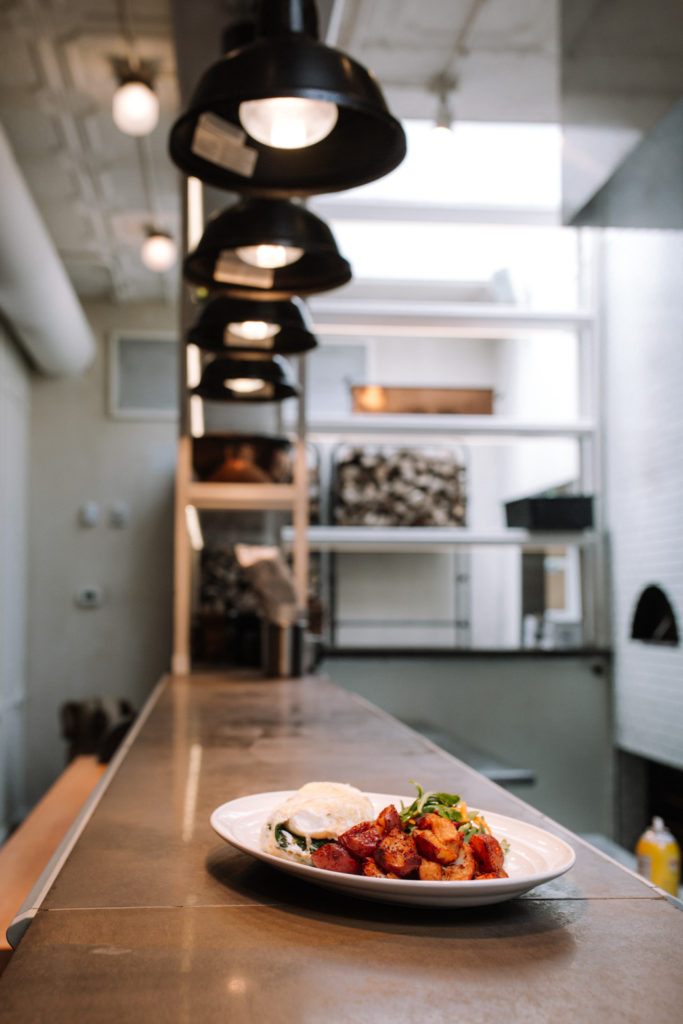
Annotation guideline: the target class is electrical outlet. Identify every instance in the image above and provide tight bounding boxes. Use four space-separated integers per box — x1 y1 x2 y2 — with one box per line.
109 501 130 528
75 586 103 609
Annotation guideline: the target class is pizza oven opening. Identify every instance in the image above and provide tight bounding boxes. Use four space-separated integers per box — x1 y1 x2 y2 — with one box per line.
631 584 679 645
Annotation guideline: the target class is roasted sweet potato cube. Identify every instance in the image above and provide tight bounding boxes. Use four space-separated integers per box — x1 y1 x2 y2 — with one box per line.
339 820 382 858
414 813 459 840
470 833 505 874
413 827 457 865
473 869 509 880
362 858 398 878
311 842 361 874
418 859 444 881
373 828 421 878
376 804 401 834
442 843 476 880
413 814 463 865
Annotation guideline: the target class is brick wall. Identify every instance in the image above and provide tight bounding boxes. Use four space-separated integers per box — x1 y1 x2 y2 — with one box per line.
602 228 683 769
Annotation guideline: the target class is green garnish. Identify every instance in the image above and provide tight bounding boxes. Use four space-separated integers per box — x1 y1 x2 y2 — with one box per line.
399 782 465 833
273 823 330 853
458 820 487 843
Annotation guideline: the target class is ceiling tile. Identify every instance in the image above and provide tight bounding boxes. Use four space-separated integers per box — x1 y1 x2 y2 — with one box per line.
62 259 116 301
21 158 84 203
0 106 65 155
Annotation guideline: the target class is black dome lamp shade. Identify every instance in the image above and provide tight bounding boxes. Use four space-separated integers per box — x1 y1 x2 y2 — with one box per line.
188 295 317 355
192 353 300 402
183 197 351 299
168 0 406 197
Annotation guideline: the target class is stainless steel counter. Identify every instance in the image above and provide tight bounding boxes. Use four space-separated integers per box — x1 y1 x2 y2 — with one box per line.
1 670 681 1022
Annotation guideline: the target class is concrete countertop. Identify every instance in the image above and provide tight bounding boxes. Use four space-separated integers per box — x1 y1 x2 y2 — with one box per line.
0 670 681 1022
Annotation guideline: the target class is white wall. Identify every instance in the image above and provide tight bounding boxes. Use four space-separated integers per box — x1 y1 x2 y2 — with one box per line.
0 327 30 838
25 301 178 805
323 654 613 836
602 228 683 770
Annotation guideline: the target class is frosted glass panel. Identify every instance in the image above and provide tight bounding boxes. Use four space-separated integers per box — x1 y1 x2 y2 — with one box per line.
109 333 179 419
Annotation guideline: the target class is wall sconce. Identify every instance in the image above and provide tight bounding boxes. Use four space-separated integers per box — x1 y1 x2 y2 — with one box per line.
169 0 406 196
112 63 159 136
188 295 317 354
141 227 177 272
192 353 300 403
183 197 351 299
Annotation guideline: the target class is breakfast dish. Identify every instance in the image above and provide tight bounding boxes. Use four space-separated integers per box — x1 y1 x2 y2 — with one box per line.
261 781 509 881
210 785 576 908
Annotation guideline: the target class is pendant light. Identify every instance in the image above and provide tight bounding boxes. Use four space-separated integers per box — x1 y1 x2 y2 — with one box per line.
192 353 300 402
188 295 317 354
168 0 406 197
183 197 351 299
112 68 159 137
141 227 177 272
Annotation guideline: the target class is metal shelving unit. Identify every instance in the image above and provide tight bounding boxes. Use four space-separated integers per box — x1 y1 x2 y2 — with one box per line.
172 266 606 661
279 281 606 648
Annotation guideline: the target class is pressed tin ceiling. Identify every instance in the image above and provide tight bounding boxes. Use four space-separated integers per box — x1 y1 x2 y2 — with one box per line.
0 0 680 304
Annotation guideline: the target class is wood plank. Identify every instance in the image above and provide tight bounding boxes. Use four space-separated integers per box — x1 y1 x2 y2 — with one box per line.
0 756 105 960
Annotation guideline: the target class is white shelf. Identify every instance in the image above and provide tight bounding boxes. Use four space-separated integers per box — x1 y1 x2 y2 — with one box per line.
303 415 594 442
187 481 297 512
281 525 599 553
307 299 594 336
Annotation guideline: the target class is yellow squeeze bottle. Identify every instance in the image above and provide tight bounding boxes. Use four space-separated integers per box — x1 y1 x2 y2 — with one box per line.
636 816 681 896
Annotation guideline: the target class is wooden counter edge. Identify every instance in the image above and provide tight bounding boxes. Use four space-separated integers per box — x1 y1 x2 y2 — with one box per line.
4 675 168 951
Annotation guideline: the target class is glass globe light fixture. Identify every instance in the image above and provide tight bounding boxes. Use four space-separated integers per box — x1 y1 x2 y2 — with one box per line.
113 77 159 136
141 229 177 272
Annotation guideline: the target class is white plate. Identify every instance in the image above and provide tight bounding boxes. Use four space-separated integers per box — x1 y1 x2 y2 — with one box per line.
210 790 575 908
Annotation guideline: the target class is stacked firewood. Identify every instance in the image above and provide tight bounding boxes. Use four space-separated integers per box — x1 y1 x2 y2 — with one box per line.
333 445 467 527
199 546 261 616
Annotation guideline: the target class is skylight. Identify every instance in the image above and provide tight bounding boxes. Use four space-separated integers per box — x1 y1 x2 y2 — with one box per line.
323 119 563 213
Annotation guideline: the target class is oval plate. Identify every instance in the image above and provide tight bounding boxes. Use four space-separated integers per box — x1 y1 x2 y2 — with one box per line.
210 790 575 908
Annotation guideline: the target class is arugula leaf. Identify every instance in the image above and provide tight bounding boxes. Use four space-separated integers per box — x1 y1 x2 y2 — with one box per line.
399 782 464 833
457 821 480 843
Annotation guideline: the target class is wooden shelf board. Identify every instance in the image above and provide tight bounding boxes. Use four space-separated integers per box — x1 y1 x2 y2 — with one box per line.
186 482 297 511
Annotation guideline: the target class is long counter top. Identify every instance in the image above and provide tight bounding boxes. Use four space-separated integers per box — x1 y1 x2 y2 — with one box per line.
1 670 682 1021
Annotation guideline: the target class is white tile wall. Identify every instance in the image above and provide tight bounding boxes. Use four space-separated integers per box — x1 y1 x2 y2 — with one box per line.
602 228 683 769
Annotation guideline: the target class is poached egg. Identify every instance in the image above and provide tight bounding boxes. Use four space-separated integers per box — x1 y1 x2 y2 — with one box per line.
262 781 374 862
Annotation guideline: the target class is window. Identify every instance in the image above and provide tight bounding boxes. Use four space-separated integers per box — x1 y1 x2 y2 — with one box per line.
108 331 179 420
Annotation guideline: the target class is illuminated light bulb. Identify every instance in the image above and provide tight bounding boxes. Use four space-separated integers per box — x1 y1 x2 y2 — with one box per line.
112 79 159 136
238 97 338 150
432 123 454 139
235 244 303 269
141 232 177 272
224 377 265 394
228 320 281 341
357 385 387 412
